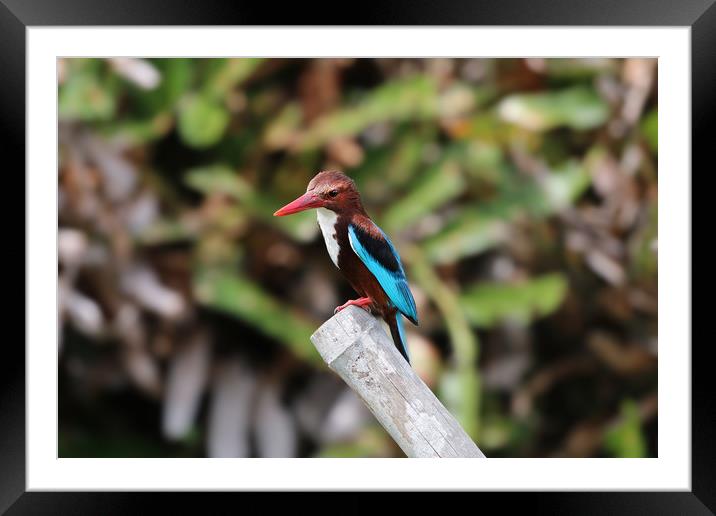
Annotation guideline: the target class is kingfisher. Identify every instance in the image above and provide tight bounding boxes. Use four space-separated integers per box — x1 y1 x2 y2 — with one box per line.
274 170 418 363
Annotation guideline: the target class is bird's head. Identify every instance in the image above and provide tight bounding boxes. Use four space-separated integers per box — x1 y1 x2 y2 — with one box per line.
273 170 363 216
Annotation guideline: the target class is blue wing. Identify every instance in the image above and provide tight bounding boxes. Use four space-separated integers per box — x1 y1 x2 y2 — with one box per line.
348 223 418 325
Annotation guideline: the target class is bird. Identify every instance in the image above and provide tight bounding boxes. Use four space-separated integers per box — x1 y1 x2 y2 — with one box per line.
274 170 418 363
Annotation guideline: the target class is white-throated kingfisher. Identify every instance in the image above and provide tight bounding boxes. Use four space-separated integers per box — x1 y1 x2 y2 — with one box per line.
274 171 418 363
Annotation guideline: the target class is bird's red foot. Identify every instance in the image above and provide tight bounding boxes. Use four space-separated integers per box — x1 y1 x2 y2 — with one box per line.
334 297 373 315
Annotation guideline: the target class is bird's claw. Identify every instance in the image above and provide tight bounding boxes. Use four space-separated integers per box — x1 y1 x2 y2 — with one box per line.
334 297 373 315
334 305 372 315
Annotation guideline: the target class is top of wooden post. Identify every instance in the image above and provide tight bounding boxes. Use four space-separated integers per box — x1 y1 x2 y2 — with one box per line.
310 306 485 458
311 305 378 365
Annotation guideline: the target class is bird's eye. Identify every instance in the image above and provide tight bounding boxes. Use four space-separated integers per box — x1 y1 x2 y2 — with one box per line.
328 189 339 198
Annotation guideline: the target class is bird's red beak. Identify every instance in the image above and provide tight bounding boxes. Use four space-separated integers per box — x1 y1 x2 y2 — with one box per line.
273 192 324 216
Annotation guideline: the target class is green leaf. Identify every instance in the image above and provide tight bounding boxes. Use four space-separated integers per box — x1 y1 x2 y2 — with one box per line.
542 58 618 79
296 76 439 150
136 217 196 246
460 274 568 327
629 200 658 280
203 58 264 99
423 161 590 264
641 108 658 152
382 159 465 232
124 58 193 116
542 161 591 210
423 217 509 265
352 126 437 199
463 140 508 183
498 86 609 131
194 267 321 365
316 427 393 458
59 64 116 121
479 415 516 450
140 58 193 113
102 112 174 144
438 369 481 439
263 103 303 149
604 400 647 458
178 94 229 148
185 165 318 242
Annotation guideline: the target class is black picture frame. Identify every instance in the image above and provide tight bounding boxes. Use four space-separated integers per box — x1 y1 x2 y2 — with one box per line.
4 0 711 512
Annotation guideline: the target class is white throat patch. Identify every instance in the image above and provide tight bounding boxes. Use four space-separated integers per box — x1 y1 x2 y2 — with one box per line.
316 208 340 268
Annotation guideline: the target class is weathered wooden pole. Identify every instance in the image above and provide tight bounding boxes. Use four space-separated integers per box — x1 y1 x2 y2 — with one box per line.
311 305 485 458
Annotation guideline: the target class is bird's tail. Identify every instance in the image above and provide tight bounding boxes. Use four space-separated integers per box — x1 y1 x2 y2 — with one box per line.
386 312 410 364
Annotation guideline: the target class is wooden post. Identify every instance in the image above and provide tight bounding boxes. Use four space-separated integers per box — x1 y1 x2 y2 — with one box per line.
311 306 485 458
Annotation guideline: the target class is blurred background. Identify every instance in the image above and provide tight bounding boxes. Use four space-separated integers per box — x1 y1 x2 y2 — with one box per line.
58 58 658 458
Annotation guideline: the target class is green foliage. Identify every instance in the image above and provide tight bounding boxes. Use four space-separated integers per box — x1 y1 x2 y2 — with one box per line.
422 161 590 264
59 60 117 121
383 158 465 232
194 267 321 365
138 58 193 114
630 201 658 280
461 274 568 327
498 86 609 131
604 400 647 458
202 58 264 99
297 76 440 150
178 94 230 148
185 164 318 242
641 108 658 152
423 217 507 265
315 427 393 458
